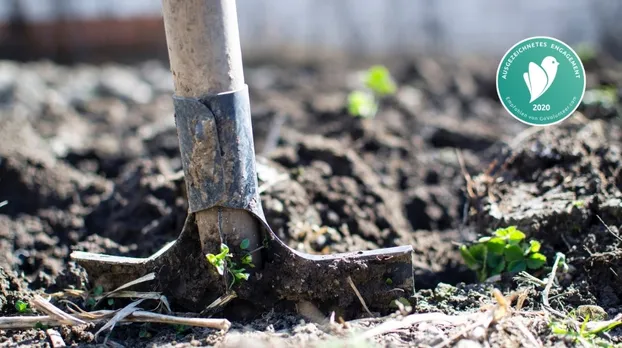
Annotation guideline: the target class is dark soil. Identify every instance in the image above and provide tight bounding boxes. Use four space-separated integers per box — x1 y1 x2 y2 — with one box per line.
0 53 621 347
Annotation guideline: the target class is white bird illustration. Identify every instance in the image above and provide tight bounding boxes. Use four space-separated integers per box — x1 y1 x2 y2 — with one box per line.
523 56 559 103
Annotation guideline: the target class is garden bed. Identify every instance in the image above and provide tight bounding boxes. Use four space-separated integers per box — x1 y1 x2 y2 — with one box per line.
0 54 621 346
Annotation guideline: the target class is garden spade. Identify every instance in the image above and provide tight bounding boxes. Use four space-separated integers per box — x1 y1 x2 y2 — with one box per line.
71 0 414 314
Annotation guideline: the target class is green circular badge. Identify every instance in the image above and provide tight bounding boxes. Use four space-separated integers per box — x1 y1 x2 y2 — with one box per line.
496 36 586 126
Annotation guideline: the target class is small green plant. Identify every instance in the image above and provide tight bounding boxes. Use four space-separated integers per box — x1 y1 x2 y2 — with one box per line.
347 65 397 118
93 285 104 296
550 313 621 347
348 91 378 119
460 226 547 282
364 65 398 96
86 285 105 309
206 239 254 288
15 300 29 313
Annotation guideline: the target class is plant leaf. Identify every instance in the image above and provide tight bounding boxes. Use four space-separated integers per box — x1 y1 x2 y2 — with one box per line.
216 260 225 275
478 236 491 243
504 245 524 262
15 300 28 313
528 240 541 253
526 253 547 269
207 256 225 275
230 268 250 283
469 244 487 262
490 258 506 276
507 260 527 273
219 244 230 257
487 237 506 254
493 226 511 238
93 285 104 297
460 245 480 270
206 254 218 265
347 91 378 118
550 322 568 335
240 239 250 250
364 65 397 96
235 272 250 281
486 253 503 269
241 254 253 265
507 228 526 245
487 253 505 276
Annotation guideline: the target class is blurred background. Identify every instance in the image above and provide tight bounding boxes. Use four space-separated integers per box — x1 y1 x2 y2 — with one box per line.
0 0 621 63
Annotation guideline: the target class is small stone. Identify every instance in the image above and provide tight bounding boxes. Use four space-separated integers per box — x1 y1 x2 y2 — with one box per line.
313 234 327 249
577 305 608 321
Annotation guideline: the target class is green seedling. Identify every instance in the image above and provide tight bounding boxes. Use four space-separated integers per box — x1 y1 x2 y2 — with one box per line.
460 226 547 282
93 285 104 296
240 238 250 250
86 285 105 309
348 91 377 119
550 313 621 347
206 239 254 288
206 243 231 276
15 300 29 313
364 65 397 96
241 254 254 268
347 65 397 118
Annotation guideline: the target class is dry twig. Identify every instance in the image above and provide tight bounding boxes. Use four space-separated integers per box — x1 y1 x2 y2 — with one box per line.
95 299 145 340
96 273 156 307
347 276 373 317
1 303 231 332
596 215 622 243
542 253 566 318
33 295 86 326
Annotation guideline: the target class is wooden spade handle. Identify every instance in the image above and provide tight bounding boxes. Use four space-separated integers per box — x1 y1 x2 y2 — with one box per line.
162 0 244 96
161 0 261 264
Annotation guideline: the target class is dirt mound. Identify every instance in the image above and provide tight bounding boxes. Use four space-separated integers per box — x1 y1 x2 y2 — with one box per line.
470 118 622 312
